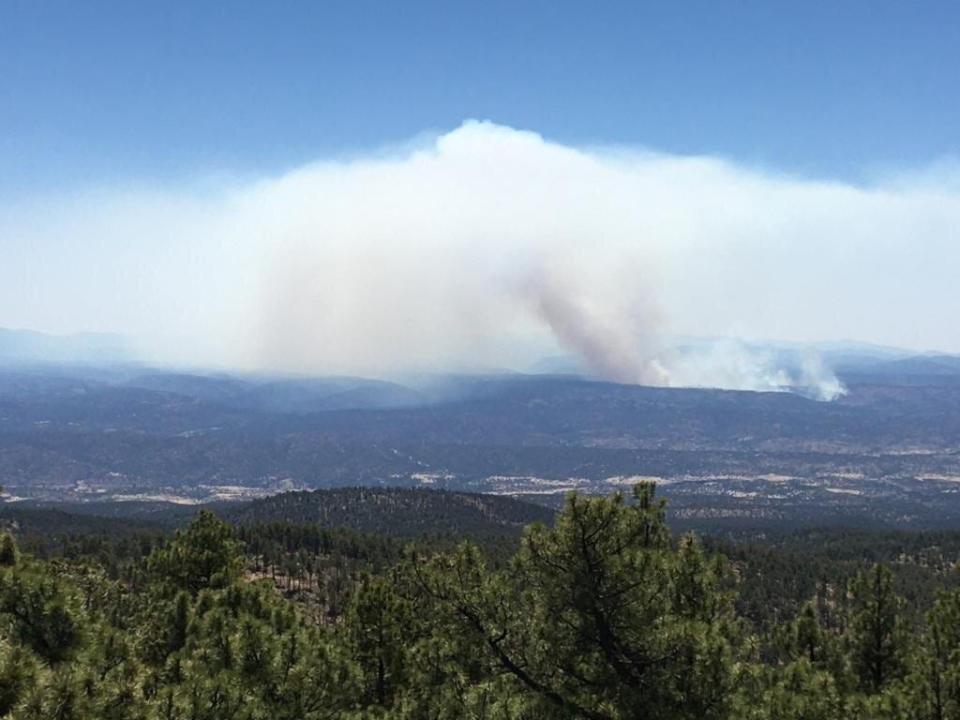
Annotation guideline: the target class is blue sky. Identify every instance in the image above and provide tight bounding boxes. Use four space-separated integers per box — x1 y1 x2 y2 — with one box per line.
3 0 959 193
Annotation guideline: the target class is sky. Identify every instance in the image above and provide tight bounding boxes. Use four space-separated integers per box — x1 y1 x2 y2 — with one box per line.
1 2 960 381
3 0 959 189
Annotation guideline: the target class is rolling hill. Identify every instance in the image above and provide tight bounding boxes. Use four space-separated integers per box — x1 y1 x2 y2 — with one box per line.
224 487 555 537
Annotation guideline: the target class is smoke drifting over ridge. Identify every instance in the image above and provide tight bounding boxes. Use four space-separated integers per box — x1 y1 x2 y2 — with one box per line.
2 121 960 399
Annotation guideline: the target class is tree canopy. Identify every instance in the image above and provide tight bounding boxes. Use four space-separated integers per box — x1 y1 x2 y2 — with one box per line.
0 484 956 718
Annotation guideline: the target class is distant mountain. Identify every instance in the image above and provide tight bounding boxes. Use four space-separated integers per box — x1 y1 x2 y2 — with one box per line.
122 372 427 414
224 487 555 537
526 355 587 376
811 339 915 360
849 354 960 377
122 372 251 404
0 328 133 365
238 377 425 414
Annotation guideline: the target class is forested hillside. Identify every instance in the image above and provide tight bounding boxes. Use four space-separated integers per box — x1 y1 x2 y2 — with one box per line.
0 484 959 718
224 487 555 536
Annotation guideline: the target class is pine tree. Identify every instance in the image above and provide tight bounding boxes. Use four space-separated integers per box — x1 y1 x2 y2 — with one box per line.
0 643 37 715
0 533 19 567
903 587 960 720
847 564 907 694
406 483 741 719
147 511 243 595
345 574 412 708
0 568 84 664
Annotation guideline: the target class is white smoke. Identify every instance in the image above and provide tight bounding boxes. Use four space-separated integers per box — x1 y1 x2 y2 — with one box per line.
650 340 846 401
1 120 958 400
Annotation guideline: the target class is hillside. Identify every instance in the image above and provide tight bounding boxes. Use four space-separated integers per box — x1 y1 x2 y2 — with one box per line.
224 487 555 537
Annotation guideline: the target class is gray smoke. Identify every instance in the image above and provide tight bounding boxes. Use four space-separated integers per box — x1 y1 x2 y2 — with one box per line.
525 265 667 385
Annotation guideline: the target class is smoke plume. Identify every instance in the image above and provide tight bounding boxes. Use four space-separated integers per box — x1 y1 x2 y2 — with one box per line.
524 263 667 386
2 121 959 400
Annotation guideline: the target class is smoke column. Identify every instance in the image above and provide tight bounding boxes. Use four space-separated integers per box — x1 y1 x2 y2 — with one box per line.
525 262 667 385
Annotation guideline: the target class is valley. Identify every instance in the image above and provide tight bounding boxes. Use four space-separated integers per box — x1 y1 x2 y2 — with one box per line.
2 356 960 530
